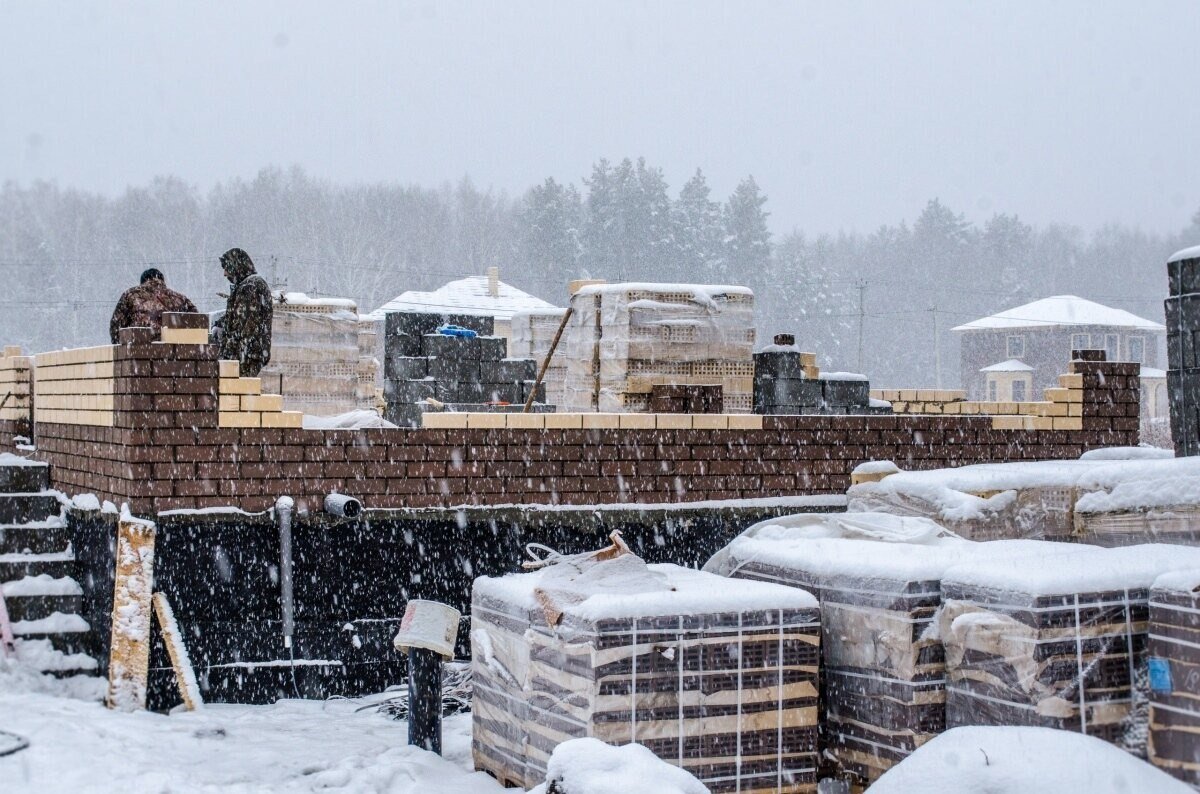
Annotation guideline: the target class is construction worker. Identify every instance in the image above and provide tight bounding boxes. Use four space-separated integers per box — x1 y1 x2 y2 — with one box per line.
109 268 198 343
212 248 273 376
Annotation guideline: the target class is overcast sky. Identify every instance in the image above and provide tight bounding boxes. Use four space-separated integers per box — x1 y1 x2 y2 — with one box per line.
3 1 1198 235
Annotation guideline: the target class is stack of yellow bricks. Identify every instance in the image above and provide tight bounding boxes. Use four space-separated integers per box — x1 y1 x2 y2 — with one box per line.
0 346 33 423
422 412 765 430
33 345 115 426
872 374 1084 431
218 360 303 428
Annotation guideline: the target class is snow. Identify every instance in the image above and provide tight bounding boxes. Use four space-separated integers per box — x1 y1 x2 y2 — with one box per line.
0 691 507 794
852 460 900 475
868 725 1190 794
1075 475 1200 513
941 543 1200 596
705 513 1091 590
444 494 846 513
11 611 89 635
759 343 801 353
822 371 869 381
951 295 1164 331
302 410 397 430
1141 366 1167 378
849 457 1200 521
528 738 708 794
366 275 560 321
157 505 265 517
1 574 82 597
476 559 817 620
69 493 101 511
0 548 73 563
1153 569 1200 594
207 659 343 669
868 397 892 408
573 282 753 309
1169 244 1200 264
278 291 358 310
980 358 1033 372
1079 446 1174 461
0 452 44 467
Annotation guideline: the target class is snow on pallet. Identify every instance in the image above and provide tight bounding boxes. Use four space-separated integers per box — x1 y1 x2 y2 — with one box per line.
472 546 820 792
705 512 1078 784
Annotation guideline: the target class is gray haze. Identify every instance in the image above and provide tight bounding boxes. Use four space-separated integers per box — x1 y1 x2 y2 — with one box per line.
3 1 1199 234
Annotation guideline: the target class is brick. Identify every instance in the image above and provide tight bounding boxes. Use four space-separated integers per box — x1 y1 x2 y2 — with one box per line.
1052 417 1083 431
160 327 209 345
543 413 582 429
505 413 546 429
654 414 692 430
218 360 241 378
261 411 303 428
242 394 283 412
728 414 764 430
218 411 261 428
617 414 655 429
219 377 261 395
422 413 467 429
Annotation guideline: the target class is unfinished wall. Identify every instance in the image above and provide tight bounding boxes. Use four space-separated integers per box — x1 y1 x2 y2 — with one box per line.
0 347 32 433
33 345 116 426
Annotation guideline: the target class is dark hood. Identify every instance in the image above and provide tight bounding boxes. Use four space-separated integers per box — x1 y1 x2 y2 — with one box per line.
220 248 256 283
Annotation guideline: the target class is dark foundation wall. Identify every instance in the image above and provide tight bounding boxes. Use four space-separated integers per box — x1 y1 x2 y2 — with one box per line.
68 499 833 708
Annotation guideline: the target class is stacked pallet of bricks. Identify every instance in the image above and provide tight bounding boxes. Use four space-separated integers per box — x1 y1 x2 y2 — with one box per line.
509 308 570 408
559 283 755 413
258 293 372 417
754 342 887 416
0 346 33 433
870 389 967 414
938 544 1200 754
382 311 546 428
712 519 1064 784
1146 570 1200 786
471 555 821 792
1166 247 1200 455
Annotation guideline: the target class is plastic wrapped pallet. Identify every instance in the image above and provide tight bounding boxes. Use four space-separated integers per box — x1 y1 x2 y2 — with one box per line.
259 292 365 417
938 544 1200 756
1073 476 1200 546
559 283 755 413
704 512 1073 785
1146 569 1200 785
510 308 570 408
471 542 821 792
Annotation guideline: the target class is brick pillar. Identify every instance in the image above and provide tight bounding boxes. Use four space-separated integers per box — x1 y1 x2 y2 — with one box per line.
1167 250 1200 455
1070 349 1141 442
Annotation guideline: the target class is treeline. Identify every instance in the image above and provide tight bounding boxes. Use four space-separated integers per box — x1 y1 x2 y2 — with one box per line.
1 162 1196 387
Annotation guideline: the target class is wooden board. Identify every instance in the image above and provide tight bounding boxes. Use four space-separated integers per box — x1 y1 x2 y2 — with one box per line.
152 592 203 711
106 517 156 711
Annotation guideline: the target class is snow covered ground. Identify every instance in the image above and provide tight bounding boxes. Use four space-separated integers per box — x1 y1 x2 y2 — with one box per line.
0 687 508 793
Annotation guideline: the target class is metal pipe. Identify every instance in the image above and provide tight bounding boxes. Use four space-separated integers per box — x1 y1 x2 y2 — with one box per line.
407 647 443 753
275 496 295 649
324 493 362 519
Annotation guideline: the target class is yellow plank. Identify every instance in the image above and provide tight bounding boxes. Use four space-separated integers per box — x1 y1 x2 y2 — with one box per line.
107 517 156 711
151 593 203 711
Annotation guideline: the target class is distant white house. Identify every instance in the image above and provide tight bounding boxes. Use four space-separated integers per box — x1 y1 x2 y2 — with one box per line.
953 295 1165 401
364 267 561 340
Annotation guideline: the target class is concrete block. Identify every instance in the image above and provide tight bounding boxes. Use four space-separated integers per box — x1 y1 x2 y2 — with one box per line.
505 413 546 429
242 394 283 412
655 413 693 430
219 411 261 428
384 379 437 403
428 358 481 383
754 351 805 379
478 336 508 361
422 412 468 429
728 414 764 430
423 333 482 360
219 360 241 378
220 377 261 395
617 413 656 429
384 355 430 381
466 412 506 429
160 327 209 345
488 358 537 384
522 381 547 404
544 413 583 429
261 411 304 428
581 413 621 429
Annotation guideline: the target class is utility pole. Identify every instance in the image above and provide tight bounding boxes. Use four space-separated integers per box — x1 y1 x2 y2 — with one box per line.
930 305 942 389
855 279 867 373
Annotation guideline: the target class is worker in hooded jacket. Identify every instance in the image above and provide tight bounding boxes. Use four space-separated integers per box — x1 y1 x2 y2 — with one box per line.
213 248 273 376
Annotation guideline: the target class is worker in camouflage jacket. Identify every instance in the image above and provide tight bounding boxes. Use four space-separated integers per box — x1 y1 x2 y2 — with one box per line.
109 268 198 343
213 248 273 376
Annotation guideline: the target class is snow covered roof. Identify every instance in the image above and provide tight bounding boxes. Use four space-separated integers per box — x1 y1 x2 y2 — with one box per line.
1169 244 1200 263
1141 366 1167 379
364 275 559 321
980 358 1033 373
951 295 1164 332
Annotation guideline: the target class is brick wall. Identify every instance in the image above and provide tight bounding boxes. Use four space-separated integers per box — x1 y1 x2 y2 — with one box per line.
6 329 1140 516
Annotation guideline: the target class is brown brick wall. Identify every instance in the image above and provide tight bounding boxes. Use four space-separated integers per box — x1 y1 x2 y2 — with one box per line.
11 338 1140 516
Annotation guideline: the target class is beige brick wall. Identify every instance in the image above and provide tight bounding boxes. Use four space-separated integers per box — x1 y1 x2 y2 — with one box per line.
34 345 116 427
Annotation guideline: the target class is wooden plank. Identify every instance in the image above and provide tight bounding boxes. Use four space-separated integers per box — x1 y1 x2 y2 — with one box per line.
106 516 156 711
152 592 203 711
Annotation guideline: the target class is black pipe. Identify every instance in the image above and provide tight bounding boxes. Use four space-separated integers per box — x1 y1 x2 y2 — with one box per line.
407 647 443 753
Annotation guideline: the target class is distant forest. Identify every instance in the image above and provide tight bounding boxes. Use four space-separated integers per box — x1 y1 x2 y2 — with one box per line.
2 162 1197 388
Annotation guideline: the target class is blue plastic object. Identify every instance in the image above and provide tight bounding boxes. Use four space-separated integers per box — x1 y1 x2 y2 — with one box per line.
436 324 478 338
1149 657 1173 693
